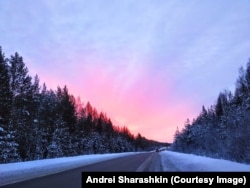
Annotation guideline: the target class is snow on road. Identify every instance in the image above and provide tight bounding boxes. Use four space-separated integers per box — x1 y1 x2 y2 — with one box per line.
1 151 250 186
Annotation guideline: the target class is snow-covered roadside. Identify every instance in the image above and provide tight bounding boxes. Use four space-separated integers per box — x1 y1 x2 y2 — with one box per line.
0 152 139 186
1 151 250 186
160 151 250 171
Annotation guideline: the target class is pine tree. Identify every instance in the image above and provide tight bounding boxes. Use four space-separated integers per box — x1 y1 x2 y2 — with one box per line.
0 46 12 129
9 52 33 161
0 47 19 163
56 86 77 133
39 87 60 158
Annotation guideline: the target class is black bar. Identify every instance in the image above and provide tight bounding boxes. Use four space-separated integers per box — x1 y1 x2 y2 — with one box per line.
82 172 250 188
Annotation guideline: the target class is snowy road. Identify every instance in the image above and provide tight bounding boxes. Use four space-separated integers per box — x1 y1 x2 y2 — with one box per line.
1 150 250 187
1 152 158 188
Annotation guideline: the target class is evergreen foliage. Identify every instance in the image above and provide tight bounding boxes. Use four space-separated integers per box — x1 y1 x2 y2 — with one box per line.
170 58 250 164
0 46 166 163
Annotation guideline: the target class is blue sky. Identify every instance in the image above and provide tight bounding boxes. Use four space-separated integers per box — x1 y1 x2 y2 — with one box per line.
1 0 250 142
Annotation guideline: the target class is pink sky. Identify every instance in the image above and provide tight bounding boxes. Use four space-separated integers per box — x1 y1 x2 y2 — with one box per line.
1 0 250 143
34 55 202 143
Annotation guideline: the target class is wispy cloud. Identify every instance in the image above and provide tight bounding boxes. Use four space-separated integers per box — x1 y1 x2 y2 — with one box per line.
0 0 250 142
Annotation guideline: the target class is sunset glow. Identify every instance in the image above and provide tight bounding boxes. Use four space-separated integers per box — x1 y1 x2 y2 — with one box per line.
1 0 250 142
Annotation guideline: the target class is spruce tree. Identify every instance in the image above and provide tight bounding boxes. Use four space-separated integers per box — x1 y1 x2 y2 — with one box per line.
0 47 19 163
9 52 33 161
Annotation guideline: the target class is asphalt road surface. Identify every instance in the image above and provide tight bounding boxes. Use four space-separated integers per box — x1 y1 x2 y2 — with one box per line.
1 152 162 188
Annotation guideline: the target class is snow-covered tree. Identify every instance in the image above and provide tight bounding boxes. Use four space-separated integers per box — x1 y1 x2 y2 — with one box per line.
0 47 19 163
8 52 34 161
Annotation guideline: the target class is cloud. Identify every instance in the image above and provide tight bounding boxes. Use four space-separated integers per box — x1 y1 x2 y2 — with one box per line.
1 0 250 142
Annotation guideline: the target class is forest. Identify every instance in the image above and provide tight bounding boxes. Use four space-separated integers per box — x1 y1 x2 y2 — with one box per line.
2 45 249 165
170 58 250 164
0 46 168 163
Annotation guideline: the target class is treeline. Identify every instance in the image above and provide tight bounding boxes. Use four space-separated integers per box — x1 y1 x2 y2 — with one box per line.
170 58 250 164
0 46 166 163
